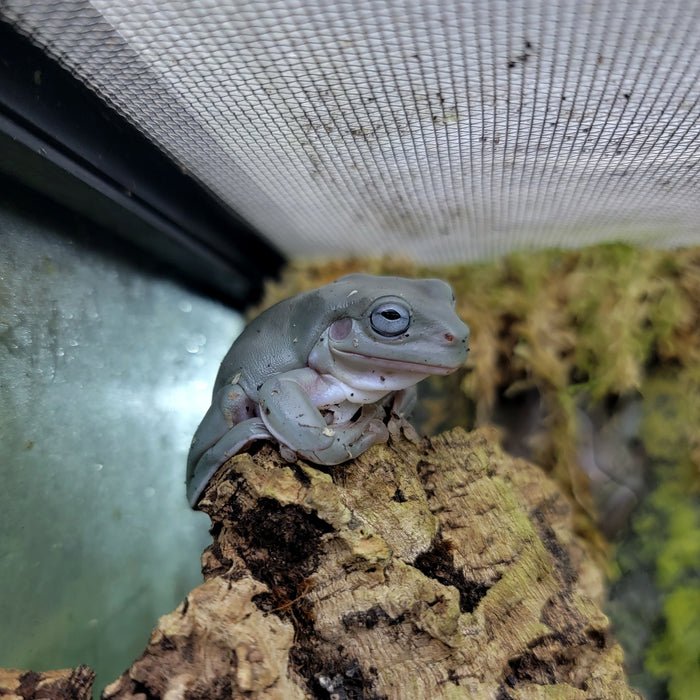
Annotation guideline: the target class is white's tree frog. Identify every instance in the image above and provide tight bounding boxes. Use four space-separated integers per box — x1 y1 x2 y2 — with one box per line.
186 274 469 506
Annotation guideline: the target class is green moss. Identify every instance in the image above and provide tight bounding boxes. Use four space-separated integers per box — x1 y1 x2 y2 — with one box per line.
653 482 700 590
627 372 700 700
647 587 700 700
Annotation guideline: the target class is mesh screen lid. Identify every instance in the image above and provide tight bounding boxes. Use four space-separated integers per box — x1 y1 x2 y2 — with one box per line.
3 0 699 262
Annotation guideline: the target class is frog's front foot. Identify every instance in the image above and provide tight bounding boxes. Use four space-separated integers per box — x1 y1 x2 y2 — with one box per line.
295 408 390 464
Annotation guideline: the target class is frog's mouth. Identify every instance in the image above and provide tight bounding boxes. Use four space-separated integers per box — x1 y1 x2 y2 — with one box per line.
332 349 461 375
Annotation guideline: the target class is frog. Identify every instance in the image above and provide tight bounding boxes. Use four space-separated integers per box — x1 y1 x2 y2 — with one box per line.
186 273 470 506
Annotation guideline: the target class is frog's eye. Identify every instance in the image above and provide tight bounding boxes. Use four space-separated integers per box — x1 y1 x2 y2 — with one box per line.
370 302 411 337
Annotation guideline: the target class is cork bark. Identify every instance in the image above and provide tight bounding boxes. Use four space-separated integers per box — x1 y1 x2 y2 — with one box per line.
101 426 641 700
0 666 94 700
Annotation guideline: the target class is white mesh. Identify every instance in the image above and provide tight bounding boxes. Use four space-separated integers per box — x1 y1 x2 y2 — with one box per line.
3 0 699 262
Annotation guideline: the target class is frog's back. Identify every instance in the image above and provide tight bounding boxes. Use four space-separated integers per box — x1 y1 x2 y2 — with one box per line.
213 288 330 398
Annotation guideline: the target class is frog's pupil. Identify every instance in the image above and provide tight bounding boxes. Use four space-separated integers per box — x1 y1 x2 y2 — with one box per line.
382 310 401 320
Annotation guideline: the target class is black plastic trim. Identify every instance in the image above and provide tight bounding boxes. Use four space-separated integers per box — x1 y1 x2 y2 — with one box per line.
0 19 285 308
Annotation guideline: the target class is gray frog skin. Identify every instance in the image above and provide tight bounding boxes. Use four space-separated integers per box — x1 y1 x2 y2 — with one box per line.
186 274 470 506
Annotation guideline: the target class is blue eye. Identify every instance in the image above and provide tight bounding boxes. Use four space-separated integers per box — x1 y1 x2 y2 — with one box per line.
370 302 410 337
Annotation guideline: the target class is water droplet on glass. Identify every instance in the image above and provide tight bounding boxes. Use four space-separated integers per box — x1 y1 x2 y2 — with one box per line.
185 333 207 353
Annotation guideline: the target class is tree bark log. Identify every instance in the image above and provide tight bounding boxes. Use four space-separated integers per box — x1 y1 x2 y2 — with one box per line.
0 666 94 700
100 426 641 700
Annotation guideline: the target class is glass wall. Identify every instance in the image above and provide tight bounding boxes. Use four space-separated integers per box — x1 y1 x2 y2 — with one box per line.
0 183 243 690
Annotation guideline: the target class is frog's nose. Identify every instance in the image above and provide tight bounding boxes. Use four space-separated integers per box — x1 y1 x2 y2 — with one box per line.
442 324 470 360
444 320 470 345
445 331 470 347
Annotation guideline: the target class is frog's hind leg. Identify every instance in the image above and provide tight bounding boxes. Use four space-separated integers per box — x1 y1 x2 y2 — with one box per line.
186 417 270 507
186 384 269 507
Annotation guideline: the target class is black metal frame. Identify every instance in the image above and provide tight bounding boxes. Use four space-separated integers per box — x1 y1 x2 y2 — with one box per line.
0 20 284 308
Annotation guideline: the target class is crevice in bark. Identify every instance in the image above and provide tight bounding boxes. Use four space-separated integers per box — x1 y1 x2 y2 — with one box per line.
413 536 498 613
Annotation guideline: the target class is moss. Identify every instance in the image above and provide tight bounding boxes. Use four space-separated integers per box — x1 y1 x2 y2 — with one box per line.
625 372 700 699
646 587 700 700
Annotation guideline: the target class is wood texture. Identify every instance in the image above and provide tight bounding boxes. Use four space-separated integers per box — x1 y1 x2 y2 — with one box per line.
103 427 642 700
0 666 94 700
